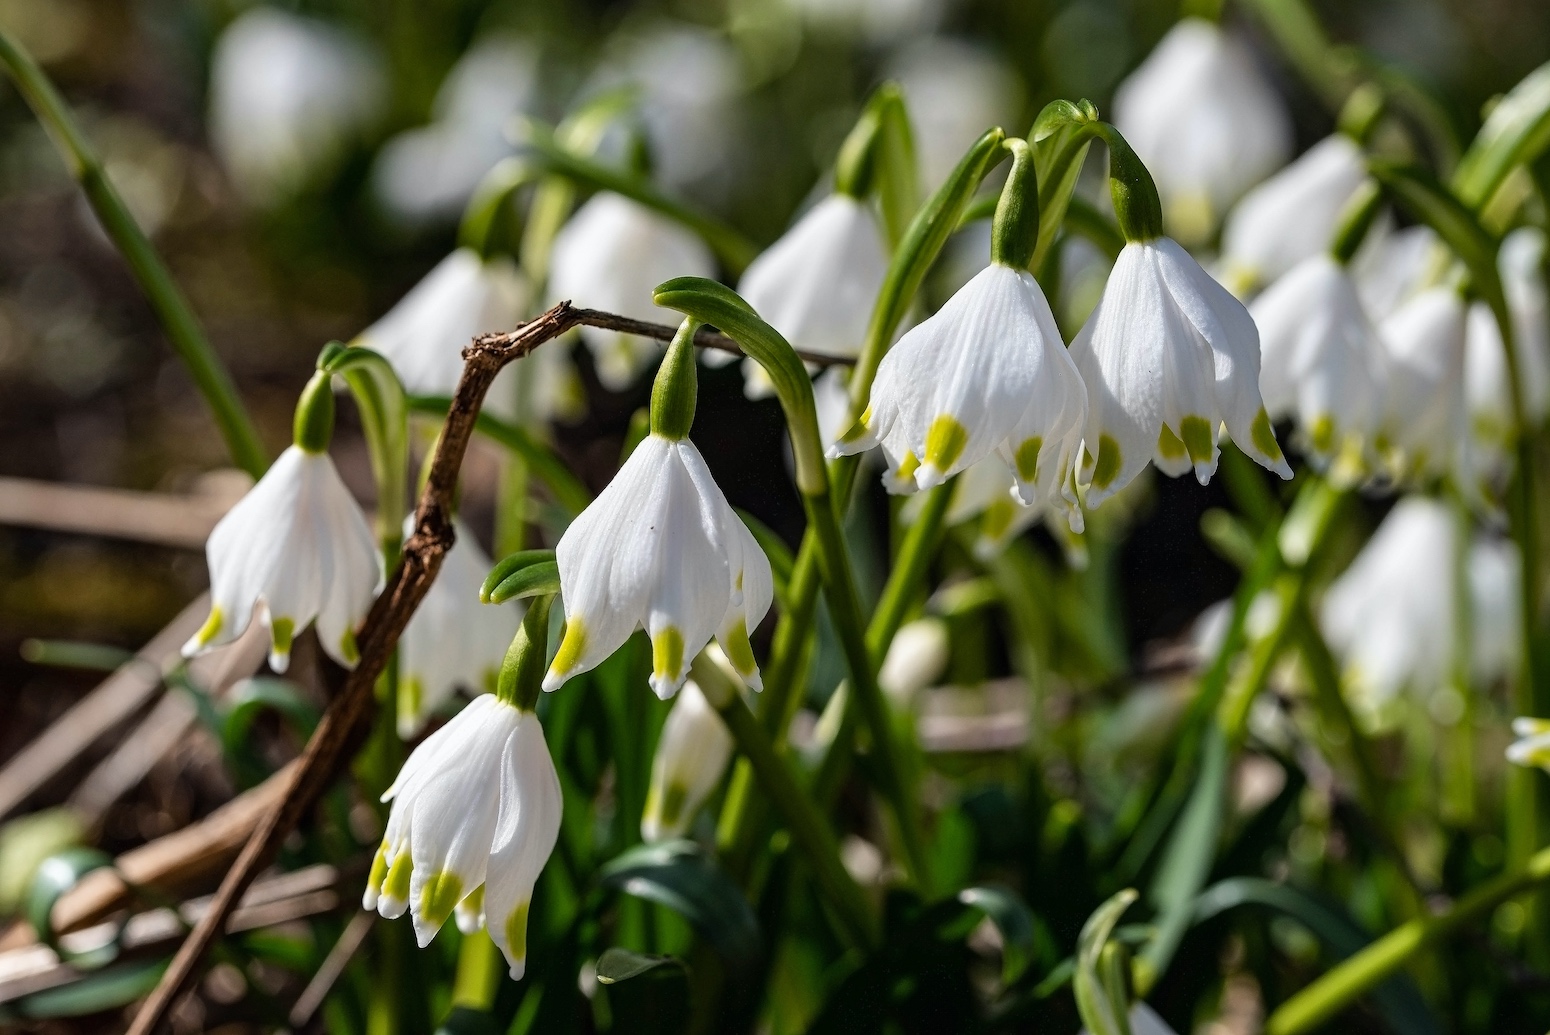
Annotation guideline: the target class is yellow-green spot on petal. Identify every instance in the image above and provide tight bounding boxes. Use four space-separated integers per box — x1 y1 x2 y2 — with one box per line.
194 606 224 648
270 617 295 659
982 499 1016 542
367 843 390 895
383 851 413 903
723 618 757 677
551 618 587 677
339 628 360 665
1311 414 1336 455
460 884 485 917
895 451 921 483
661 782 689 829
504 900 530 962
1180 415 1213 464
1091 435 1123 489
653 626 685 682
420 871 464 927
1156 424 1187 461
839 406 874 444
923 414 969 473
1014 437 1042 484
1250 408 1283 461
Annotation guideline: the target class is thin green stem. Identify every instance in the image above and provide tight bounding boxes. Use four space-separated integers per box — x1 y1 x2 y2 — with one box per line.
689 654 880 949
0 28 266 478
1266 842 1550 1034
450 929 504 1011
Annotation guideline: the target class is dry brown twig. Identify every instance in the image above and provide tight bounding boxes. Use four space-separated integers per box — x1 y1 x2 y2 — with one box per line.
127 301 773 1034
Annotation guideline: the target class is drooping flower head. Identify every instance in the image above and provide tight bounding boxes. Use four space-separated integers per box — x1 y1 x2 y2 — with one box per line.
545 321 774 698
1113 18 1291 243
548 192 717 390
641 679 734 842
397 518 522 739
829 139 1089 531
1072 128 1291 508
1375 286 1469 484
184 372 381 673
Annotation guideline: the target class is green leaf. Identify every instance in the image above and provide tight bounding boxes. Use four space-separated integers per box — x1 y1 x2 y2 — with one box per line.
1028 99 1101 271
219 677 320 783
595 947 683 984
956 886 1038 985
25 847 117 967
18 639 134 671
2 956 167 1020
486 561 561 605
1193 878 1441 1035
1074 888 1138 1035
1453 61 1550 211
481 551 559 603
598 841 761 973
511 117 758 272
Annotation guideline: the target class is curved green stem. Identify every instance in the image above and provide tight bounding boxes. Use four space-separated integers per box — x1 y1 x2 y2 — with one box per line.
0 28 266 478
1266 843 1550 1034
320 344 411 564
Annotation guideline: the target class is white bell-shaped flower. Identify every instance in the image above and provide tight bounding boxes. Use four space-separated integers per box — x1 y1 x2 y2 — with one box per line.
543 434 774 699
1321 496 1519 712
1113 19 1291 241
877 617 950 707
828 263 1088 530
355 248 578 423
397 519 522 739
640 680 734 842
1375 287 1468 483
184 445 381 673
1508 717 1550 770
1353 225 1445 322
548 192 717 390
729 194 889 399
1253 254 1387 481
365 695 561 978
208 8 385 206
1072 237 1292 508
1220 135 1370 294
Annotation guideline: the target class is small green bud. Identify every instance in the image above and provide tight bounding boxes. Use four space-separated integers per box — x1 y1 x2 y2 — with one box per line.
650 318 702 441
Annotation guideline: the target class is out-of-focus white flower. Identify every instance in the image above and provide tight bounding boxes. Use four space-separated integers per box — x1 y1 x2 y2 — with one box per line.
887 38 1024 189
1508 717 1550 769
780 0 944 45
1072 237 1291 508
184 445 381 673
641 680 734 841
1376 287 1468 483
1253 254 1386 481
1220 135 1369 295
877 617 949 706
591 24 745 194
1353 225 1447 321
829 263 1088 530
1190 591 1283 661
1321 496 1519 711
814 366 856 451
372 37 539 223
1080 1002 1179 1035
1113 19 1291 242
208 8 384 206
544 434 773 699
548 193 718 390
365 695 560 978
397 519 522 739
1466 228 1550 456
732 194 890 399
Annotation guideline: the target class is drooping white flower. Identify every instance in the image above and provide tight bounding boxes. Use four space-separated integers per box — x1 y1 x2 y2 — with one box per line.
1080 1002 1179 1035
829 263 1088 531
548 192 718 390
543 434 774 699
640 680 734 842
1321 496 1519 712
372 36 538 223
1220 135 1370 295
184 445 381 673
1072 237 1291 508
780 0 945 45
1253 254 1387 481
1353 225 1446 322
887 38 1024 189
1113 19 1291 242
877 617 949 706
1465 228 1550 459
1375 287 1468 483
731 194 890 399
1508 717 1550 770
365 695 561 979
208 8 384 206
398 519 522 739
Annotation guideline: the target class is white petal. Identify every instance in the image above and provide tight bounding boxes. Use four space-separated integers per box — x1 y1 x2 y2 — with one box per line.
485 714 563 980
641 680 734 841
